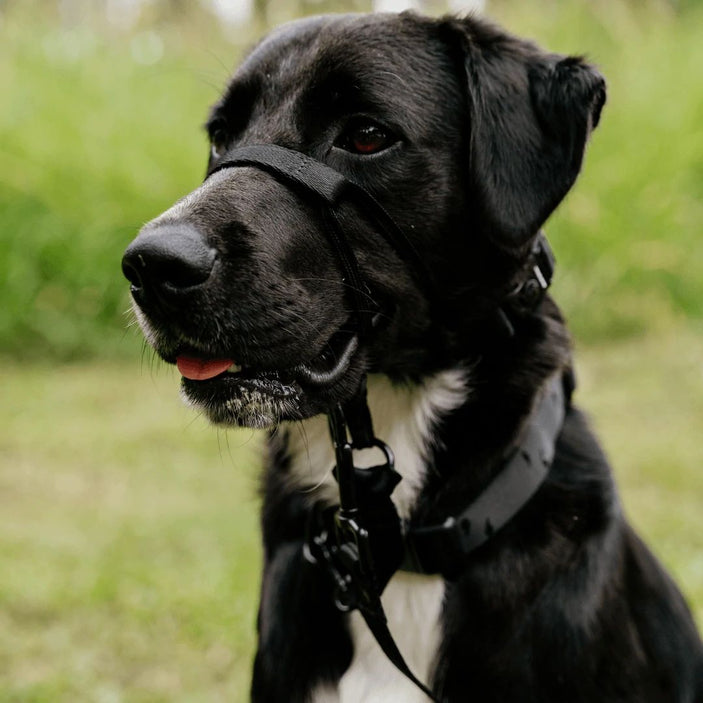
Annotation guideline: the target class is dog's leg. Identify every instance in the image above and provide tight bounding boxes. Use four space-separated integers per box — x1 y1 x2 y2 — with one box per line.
251 541 352 701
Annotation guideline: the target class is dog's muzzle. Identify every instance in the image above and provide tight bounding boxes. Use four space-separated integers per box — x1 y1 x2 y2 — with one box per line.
120 144 437 425
206 144 435 328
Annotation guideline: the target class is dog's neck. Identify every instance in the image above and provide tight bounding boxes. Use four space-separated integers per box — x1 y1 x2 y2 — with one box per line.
284 370 469 520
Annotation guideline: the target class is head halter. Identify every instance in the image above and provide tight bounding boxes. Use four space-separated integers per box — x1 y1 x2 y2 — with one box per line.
209 144 561 701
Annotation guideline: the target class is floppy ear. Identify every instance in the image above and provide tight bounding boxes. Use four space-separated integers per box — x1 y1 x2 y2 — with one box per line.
448 18 606 250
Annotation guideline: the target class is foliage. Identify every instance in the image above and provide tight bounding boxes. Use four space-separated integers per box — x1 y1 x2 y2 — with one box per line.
0 0 701 360
493 0 703 340
0 5 244 359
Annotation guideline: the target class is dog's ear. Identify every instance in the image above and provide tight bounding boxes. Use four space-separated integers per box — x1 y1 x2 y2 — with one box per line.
445 18 606 251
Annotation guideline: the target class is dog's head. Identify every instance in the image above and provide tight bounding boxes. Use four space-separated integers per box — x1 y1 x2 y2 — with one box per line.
122 12 605 428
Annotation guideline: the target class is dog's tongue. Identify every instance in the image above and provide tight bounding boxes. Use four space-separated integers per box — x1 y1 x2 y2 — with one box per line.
176 356 233 381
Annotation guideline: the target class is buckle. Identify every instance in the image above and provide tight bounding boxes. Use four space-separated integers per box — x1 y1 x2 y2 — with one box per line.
507 231 555 313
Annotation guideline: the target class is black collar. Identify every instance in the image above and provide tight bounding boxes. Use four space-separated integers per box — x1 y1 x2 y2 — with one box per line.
401 373 566 576
305 372 568 703
308 373 568 581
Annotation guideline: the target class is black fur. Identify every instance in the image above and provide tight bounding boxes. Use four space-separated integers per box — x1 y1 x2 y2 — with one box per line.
122 12 703 701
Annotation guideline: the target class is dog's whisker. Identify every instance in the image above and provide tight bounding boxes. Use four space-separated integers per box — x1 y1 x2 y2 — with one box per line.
139 339 150 375
199 51 232 82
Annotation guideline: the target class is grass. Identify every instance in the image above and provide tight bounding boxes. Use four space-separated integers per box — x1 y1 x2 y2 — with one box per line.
0 358 263 701
2 329 703 700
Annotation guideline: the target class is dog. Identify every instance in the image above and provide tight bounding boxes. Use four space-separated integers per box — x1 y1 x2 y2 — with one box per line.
121 11 703 702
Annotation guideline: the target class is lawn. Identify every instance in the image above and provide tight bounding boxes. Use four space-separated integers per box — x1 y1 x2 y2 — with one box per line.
2 330 703 701
0 358 262 701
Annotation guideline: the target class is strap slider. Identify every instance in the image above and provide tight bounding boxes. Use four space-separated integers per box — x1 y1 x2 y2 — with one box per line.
333 512 378 612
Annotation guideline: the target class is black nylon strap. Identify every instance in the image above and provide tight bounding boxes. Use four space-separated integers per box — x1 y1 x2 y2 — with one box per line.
403 374 566 575
210 144 349 204
209 144 434 299
357 605 440 702
323 207 374 336
322 406 440 702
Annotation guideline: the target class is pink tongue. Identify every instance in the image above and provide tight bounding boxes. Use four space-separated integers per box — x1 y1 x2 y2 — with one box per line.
176 356 234 381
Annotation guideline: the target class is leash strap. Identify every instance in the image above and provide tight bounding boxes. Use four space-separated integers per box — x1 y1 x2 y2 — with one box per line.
305 405 441 702
357 606 440 702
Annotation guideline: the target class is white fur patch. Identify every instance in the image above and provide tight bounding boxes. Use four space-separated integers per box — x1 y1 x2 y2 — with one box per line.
286 369 468 520
287 370 468 701
308 573 446 703
335 572 446 702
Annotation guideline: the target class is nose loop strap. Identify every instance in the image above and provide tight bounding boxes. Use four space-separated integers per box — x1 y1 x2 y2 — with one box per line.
208 144 434 325
209 144 350 204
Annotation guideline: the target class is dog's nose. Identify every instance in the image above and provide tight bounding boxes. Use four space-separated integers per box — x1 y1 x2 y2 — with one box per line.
122 223 216 302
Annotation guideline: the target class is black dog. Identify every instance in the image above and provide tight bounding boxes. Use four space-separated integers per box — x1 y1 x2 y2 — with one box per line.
122 12 703 702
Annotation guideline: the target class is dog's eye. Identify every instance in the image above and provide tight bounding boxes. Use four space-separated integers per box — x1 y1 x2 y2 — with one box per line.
337 121 395 155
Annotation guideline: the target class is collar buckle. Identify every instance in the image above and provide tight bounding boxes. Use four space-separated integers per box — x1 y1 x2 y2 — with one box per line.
508 231 556 313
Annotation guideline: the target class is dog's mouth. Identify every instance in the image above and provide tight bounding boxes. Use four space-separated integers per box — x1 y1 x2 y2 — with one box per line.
171 324 360 427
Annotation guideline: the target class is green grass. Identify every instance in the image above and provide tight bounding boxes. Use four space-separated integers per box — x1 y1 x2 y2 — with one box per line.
2 330 703 700
1 0 702 357
0 358 263 701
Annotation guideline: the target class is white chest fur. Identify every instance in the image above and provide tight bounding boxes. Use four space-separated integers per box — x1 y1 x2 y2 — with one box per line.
285 369 467 519
311 571 446 703
285 370 467 701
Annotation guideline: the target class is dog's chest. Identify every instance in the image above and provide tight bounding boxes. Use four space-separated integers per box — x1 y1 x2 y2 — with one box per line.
285 370 467 701
285 370 467 519
314 573 446 703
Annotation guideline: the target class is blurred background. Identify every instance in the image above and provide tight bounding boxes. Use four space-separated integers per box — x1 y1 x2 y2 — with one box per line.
1 0 702 699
